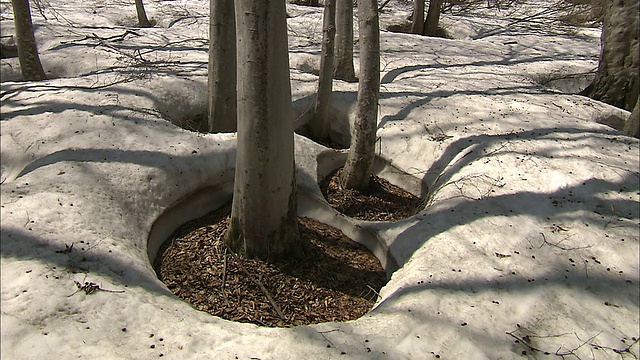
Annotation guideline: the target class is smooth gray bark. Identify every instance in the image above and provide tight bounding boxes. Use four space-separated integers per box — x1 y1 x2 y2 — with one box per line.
11 0 46 81
340 0 380 190
583 0 638 112
410 0 425 34
208 0 236 132
311 0 337 141
226 0 301 260
423 0 443 36
135 0 152 27
333 0 356 82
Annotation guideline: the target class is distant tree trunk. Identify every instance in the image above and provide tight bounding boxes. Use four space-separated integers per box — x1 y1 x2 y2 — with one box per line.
624 96 639 138
582 0 638 112
135 0 152 27
311 0 337 141
410 0 425 34
226 0 301 260
423 0 443 36
11 0 46 81
297 0 320 6
208 0 236 132
333 0 356 82
340 0 380 190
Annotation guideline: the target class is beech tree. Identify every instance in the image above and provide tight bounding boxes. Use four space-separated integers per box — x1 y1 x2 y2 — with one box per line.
625 96 639 138
410 0 444 36
135 0 152 28
225 0 302 259
11 0 46 81
311 0 337 141
423 0 444 36
410 0 425 34
333 0 357 81
582 0 638 137
340 0 380 190
207 0 236 132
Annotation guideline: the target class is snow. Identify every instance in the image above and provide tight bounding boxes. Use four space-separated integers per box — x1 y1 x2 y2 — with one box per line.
1 0 638 359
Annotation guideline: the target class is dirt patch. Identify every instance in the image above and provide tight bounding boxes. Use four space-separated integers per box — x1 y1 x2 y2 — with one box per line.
154 203 387 327
320 168 425 221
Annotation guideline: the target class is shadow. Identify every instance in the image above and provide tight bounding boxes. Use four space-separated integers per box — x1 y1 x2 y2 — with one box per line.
384 126 639 268
0 227 175 297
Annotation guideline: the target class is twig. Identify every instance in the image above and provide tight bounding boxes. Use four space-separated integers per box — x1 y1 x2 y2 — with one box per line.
539 233 592 251
68 276 124 297
242 267 286 321
592 338 639 356
555 332 602 358
225 245 286 322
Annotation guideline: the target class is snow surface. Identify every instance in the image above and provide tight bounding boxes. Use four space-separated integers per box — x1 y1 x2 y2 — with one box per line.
1 0 638 359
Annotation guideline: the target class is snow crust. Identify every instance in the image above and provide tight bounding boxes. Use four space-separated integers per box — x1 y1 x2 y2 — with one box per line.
1 0 638 359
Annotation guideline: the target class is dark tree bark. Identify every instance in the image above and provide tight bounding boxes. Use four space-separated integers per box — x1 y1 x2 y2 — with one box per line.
624 96 639 138
226 0 301 260
582 0 638 113
411 0 425 34
340 0 380 190
135 0 152 27
423 0 444 36
333 0 356 82
11 0 46 81
208 0 236 132
311 0 337 141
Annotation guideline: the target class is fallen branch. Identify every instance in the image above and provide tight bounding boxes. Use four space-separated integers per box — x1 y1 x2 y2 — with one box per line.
226 245 286 322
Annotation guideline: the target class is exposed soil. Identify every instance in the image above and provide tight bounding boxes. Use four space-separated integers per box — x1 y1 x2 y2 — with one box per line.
320 168 425 221
154 204 387 327
154 175 422 327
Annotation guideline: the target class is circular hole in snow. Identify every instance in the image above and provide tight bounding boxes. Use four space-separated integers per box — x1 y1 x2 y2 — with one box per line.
148 184 390 327
293 91 357 149
315 150 427 222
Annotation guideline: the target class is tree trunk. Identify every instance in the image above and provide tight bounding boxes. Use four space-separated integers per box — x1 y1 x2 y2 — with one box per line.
226 0 301 260
624 96 639 138
340 0 380 190
11 0 46 81
135 0 152 28
410 0 425 34
582 0 639 112
423 0 443 36
208 0 236 132
311 0 337 141
333 0 356 82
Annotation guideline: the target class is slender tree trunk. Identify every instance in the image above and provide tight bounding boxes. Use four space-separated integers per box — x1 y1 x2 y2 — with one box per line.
135 0 152 28
311 0 337 141
208 0 236 132
340 0 380 190
11 0 46 81
423 0 443 36
582 0 639 112
226 0 301 260
410 0 425 34
624 95 639 138
334 0 356 82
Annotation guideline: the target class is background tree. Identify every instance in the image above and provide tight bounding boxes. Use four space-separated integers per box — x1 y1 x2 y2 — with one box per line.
333 0 356 81
581 0 638 137
340 0 380 190
135 0 152 27
410 0 425 34
225 0 302 259
208 0 236 132
625 96 639 137
11 0 46 81
423 0 444 36
311 0 337 141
